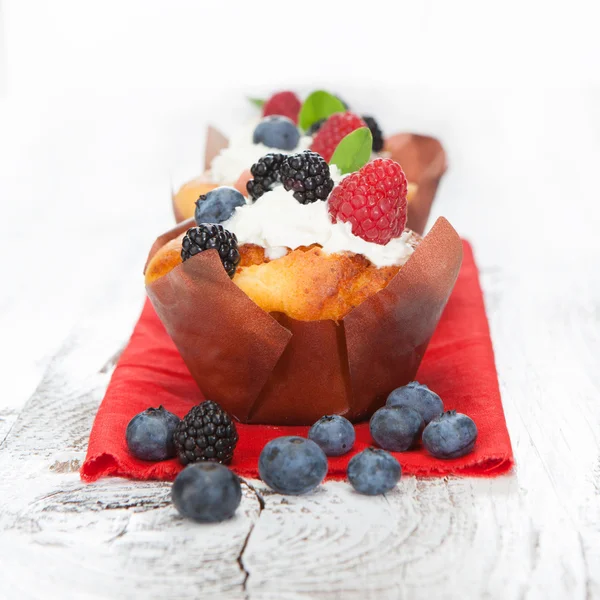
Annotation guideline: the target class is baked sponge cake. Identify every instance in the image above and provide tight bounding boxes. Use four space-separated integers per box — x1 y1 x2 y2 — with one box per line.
147 235 420 322
146 149 462 425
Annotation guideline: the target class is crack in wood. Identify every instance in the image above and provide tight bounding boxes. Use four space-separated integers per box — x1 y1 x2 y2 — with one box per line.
529 528 541 574
578 532 592 600
238 479 265 597
0 409 20 449
106 520 130 544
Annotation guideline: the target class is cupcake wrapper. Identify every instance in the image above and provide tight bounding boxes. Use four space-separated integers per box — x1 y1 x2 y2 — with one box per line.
145 217 463 425
171 125 229 223
385 133 447 235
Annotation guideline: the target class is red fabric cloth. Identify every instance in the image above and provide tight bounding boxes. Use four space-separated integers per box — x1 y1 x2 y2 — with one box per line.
81 241 513 482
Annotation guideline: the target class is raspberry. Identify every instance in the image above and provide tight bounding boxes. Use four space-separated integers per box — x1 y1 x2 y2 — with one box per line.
328 158 408 245
174 401 239 465
263 91 302 124
362 115 384 152
246 153 286 200
310 112 367 162
181 224 240 278
280 151 334 204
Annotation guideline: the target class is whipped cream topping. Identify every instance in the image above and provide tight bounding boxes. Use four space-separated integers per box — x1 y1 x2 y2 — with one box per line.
210 119 312 184
223 166 415 268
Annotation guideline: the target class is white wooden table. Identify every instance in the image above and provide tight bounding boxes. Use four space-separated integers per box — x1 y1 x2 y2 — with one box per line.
1 6 600 594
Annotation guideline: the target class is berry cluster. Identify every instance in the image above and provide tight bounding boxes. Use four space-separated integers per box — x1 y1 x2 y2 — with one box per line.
258 382 477 497
126 400 241 523
256 90 384 154
125 385 477 523
370 382 478 460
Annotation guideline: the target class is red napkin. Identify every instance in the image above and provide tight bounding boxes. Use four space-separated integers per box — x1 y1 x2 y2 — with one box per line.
82 241 513 482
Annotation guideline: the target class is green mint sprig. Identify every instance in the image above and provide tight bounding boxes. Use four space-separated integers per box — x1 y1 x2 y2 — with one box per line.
248 97 265 108
298 91 346 132
329 127 373 174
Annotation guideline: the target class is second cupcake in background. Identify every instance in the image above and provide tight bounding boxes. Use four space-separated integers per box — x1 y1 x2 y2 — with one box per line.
171 90 424 225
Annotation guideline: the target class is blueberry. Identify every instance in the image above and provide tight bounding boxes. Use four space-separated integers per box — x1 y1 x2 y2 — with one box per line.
369 406 423 452
386 381 444 425
126 406 180 461
195 186 246 225
172 463 242 522
258 436 328 495
253 116 300 151
422 410 478 459
308 415 355 456
347 448 401 495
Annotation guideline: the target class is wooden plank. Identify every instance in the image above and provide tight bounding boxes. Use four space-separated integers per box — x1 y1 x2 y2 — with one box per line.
0 324 261 599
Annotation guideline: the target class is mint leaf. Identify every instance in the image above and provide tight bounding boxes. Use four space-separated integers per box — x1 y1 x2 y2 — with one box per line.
298 91 346 131
329 127 373 174
248 97 265 109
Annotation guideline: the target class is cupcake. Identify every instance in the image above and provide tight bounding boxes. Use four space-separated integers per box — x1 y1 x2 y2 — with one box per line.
146 139 462 425
171 90 441 233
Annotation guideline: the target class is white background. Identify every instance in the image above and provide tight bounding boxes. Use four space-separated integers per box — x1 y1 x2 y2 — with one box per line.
1 3 600 598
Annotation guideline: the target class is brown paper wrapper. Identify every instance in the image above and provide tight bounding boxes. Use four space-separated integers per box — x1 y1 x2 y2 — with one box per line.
173 128 446 235
171 126 229 223
145 217 462 425
204 125 229 171
385 133 447 236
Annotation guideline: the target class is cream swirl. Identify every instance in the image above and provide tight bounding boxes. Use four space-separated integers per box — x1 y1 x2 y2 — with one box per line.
210 119 312 184
223 166 415 268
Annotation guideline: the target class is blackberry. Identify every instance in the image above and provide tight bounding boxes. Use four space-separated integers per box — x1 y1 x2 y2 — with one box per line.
362 115 384 152
181 224 240 278
306 118 325 136
280 151 334 204
246 153 286 200
174 400 239 466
